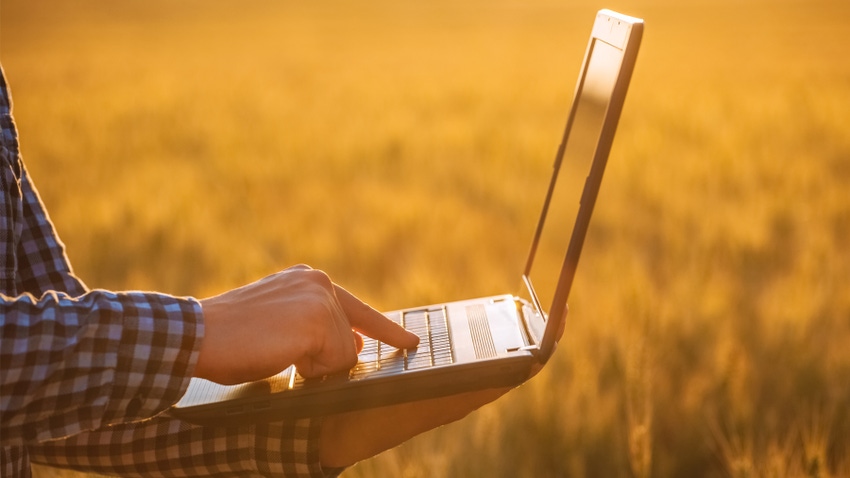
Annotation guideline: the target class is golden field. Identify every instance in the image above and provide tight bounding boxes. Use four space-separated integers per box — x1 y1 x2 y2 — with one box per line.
3 0 850 476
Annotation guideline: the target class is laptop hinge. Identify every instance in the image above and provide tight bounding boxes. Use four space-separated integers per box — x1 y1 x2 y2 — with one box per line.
514 297 543 355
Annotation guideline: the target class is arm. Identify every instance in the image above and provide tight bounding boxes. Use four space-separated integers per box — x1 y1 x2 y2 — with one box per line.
8 268 334 478
0 290 203 445
16 262 512 476
25 266 421 478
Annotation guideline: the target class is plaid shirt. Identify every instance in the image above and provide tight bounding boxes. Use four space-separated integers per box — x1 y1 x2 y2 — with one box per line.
0 67 329 477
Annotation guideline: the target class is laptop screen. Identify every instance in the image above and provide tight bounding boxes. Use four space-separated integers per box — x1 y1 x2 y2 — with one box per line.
521 16 639 340
525 38 622 315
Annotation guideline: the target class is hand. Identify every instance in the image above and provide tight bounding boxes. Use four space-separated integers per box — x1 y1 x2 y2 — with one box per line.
320 387 511 468
195 265 419 385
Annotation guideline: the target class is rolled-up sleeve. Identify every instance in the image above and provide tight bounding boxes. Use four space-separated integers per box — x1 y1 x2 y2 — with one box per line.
0 290 204 444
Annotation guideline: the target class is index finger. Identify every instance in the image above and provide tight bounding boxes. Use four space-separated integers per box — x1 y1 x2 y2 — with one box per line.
333 284 420 350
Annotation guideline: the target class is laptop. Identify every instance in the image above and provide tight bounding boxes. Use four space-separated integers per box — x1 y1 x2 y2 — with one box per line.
171 9 643 426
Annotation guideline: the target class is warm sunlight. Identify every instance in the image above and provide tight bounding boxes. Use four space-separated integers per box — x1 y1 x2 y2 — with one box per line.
3 0 849 476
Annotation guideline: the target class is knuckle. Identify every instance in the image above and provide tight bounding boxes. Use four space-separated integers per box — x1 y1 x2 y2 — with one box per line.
303 268 334 289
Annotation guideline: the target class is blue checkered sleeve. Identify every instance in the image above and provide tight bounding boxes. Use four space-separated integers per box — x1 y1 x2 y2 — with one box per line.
0 290 203 443
27 418 332 477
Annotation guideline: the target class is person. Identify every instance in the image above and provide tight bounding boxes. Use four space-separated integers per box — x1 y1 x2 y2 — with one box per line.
0 64 510 478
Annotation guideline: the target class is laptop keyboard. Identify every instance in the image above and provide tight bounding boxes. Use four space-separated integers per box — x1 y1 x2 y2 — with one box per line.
350 306 454 379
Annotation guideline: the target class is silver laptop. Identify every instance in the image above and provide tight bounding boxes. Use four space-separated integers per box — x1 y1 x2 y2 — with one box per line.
171 9 643 426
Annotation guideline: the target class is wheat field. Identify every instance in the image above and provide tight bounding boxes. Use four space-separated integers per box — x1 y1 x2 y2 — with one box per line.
3 0 850 476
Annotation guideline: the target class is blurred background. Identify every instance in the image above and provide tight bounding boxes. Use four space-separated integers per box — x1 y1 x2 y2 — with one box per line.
3 0 849 476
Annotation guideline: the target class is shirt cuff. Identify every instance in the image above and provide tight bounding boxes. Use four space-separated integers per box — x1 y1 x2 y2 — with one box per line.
103 292 204 425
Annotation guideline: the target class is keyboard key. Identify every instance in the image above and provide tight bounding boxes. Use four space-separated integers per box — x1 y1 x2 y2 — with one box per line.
353 306 455 378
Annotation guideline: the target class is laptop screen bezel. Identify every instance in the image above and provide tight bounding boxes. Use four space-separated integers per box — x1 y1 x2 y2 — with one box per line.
521 9 643 362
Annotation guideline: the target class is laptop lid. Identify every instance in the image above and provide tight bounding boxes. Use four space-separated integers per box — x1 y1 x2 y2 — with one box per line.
521 9 643 362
